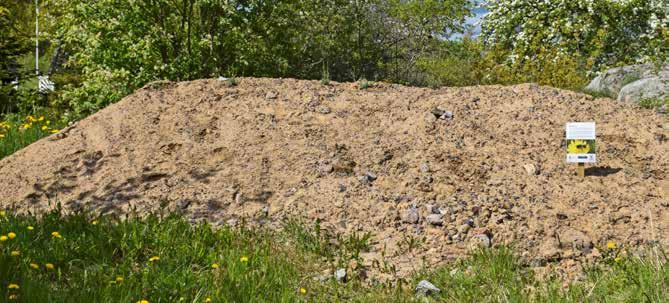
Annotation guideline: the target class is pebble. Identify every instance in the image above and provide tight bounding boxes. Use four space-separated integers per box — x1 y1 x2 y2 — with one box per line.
265 91 278 99
440 111 454 120
317 105 332 114
468 231 492 250
415 280 440 296
234 192 244 204
359 171 377 184
458 224 471 234
426 214 444 226
424 112 438 124
431 108 446 118
523 163 539 175
402 207 420 224
338 183 347 192
334 268 347 283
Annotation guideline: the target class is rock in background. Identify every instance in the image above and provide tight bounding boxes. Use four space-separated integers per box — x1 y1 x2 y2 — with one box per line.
585 64 669 104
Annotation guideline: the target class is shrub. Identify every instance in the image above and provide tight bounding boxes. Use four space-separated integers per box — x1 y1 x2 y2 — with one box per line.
482 0 669 73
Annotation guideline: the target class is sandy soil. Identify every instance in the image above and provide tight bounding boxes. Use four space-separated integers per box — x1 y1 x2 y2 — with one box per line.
0 78 667 280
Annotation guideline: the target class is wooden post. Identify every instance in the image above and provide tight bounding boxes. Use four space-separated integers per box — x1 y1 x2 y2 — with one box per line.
577 163 585 178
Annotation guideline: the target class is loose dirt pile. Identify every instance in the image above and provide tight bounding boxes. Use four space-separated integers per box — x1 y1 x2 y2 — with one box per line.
1 78 667 279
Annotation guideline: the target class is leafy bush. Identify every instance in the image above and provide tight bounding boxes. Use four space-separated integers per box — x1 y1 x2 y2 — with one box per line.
418 38 589 90
49 0 472 118
482 0 669 73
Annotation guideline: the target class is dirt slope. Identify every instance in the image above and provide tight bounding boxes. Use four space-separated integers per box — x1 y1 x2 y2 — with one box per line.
1 78 667 279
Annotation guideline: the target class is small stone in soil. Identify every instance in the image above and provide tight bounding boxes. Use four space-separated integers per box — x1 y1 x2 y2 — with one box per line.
265 91 278 99
426 214 444 226
468 233 492 250
402 207 420 224
359 172 377 185
415 280 440 296
440 111 454 120
317 105 332 114
334 268 347 283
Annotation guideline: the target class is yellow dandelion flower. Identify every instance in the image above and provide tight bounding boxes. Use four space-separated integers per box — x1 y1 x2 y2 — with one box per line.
51 129 59 134
0 210 5 216
27 226 34 231
136 300 149 303
8 294 17 300
46 120 50 125
115 276 124 283
38 116 44 121
7 232 16 239
567 139 591 154
30 263 39 269
91 220 98 225
27 116 35 122
10 251 20 257
149 256 160 262
299 288 307 295
45 263 55 270
0 235 7 242
211 263 220 269
240 256 249 263
22 123 31 129
51 231 62 238
607 240 617 250
41 125 48 131
205 298 212 303
7 284 19 290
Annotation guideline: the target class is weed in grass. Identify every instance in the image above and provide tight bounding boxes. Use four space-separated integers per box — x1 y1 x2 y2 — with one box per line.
621 73 642 87
638 97 668 111
143 80 173 90
0 113 64 159
358 79 372 90
228 77 239 86
321 64 331 86
0 210 311 303
398 234 424 254
0 210 666 302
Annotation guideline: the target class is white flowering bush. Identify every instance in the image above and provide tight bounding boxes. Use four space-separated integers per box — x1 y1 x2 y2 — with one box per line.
482 0 668 72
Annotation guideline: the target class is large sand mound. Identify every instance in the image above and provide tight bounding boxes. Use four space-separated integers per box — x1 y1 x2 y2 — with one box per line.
1 78 667 278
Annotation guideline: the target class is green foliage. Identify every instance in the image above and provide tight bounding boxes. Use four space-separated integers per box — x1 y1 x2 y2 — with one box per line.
0 210 667 302
358 79 373 90
418 38 488 87
48 0 472 118
0 209 311 302
0 4 31 112
418 38 589 90
638 97 669 110
320 64 331 86
482 0 669 72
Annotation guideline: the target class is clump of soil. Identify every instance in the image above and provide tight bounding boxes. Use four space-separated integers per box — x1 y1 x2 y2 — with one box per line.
1 78 667 280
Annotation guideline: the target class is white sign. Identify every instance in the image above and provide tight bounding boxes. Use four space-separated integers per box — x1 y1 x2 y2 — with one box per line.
566 122 596 163
38 75 55 93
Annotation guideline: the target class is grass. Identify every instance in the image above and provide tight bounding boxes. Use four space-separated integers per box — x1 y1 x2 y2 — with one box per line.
0 112 65 160
0 209 666 303
357 79 373 90
638 97 668 112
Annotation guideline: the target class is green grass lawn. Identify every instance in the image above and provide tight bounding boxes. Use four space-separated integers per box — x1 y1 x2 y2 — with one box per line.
0 112 64 160
0 208 666 303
